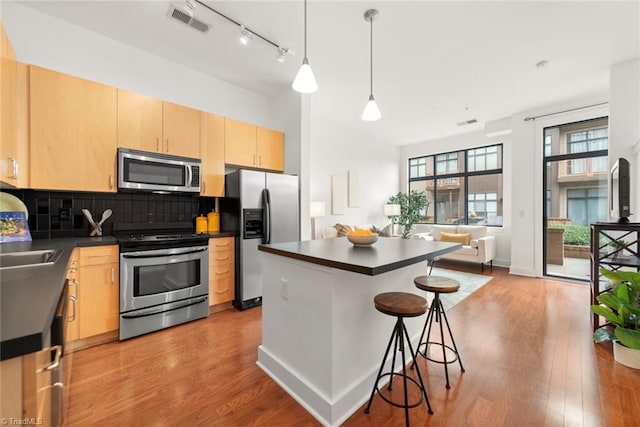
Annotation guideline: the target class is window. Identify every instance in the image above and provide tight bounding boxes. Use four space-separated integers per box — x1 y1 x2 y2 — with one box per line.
408 144 503 226
436 152 464 174
567 187 608 226
468 146 500 172
409 156 433 178
567 128 608 154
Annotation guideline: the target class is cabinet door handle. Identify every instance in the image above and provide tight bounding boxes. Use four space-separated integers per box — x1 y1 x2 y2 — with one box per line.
215 243 229 247
253 154 256 165
109 175 114 189
166 139 170 153
156 137 160 152
10 158 18 179
215 270 229 275
215 288 229 294
38 382 64 427
215 256 229 261
38 345 62 372
258 155 262 166
111 267 115 284
202 181 206 194
69 295 77 322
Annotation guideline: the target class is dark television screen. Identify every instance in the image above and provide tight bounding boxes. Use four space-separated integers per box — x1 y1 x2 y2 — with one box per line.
610 157 631 223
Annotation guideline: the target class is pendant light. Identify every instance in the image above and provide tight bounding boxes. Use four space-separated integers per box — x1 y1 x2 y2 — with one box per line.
362 9 381 121
292 0 318 93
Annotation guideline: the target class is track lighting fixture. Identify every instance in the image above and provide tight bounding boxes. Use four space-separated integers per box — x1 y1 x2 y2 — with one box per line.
362 9 381 121
239 25 253 45
292 0 318 93
171 0 292 63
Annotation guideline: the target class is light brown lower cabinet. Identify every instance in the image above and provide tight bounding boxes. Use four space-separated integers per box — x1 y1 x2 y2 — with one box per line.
77 246 119 340
0 345 60 427
209 237 235 306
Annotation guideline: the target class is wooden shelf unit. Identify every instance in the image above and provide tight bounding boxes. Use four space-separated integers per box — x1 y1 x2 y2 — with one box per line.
590 222 640 331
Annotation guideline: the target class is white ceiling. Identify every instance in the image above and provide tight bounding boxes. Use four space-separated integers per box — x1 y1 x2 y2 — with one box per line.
17 1 640 145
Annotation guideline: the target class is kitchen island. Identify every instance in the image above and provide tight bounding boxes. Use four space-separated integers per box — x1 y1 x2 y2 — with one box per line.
257 237 461 427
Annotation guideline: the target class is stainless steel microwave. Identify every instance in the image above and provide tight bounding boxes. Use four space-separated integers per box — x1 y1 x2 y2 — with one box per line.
117 148 201 193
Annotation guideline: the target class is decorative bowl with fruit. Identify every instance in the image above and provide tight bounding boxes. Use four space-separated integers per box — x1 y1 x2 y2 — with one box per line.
346 229 379 247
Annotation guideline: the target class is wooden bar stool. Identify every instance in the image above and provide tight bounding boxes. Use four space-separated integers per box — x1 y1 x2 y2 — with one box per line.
365 292 433 426
412 276 465 389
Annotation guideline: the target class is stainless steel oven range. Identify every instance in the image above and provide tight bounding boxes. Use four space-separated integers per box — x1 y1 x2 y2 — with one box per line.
115 223 209 340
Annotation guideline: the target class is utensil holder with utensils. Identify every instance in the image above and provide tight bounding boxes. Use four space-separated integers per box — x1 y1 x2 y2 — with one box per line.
82 208 112 236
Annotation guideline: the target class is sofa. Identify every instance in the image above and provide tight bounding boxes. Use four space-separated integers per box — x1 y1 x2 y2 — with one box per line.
414 225 496 271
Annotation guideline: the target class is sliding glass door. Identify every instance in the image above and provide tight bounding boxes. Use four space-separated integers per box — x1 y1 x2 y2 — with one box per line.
543 117 609 280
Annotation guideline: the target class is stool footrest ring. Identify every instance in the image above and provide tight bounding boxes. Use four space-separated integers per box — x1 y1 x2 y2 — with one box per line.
417 341 460 365
372 372 424 409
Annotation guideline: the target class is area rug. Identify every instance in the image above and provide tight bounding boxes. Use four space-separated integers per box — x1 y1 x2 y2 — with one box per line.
428 267 493 311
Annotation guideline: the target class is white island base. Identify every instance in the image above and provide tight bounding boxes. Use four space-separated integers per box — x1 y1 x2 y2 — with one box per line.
257 252 430 427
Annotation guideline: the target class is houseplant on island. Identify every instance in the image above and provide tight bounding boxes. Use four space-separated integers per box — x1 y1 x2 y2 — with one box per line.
387 190 428 239
590 268 640 369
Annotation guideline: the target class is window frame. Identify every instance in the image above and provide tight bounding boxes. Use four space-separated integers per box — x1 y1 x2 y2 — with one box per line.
408 143 503 226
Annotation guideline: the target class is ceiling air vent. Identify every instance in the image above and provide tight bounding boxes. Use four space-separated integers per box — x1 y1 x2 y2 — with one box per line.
456 119 478 127
167 4 211 34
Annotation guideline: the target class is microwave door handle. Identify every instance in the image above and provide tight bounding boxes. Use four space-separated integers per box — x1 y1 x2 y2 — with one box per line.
262 188 271 244
186 165 193 188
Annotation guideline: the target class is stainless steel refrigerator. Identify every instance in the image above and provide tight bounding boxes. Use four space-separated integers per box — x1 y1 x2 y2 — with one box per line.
220 169 300 310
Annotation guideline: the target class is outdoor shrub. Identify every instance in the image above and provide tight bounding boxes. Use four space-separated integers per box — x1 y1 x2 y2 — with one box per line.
548 224 591 245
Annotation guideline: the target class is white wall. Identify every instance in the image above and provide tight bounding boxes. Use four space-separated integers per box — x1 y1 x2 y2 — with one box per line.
308 120 400 236
610 58 640 218
399 129 513 267
2 2 277 129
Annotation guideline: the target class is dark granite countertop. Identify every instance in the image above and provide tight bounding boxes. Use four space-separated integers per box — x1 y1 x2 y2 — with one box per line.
259 237 461 276
0 233 234 361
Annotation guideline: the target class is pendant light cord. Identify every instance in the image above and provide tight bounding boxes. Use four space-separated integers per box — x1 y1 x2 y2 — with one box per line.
304 0 308 58
369 17 373 95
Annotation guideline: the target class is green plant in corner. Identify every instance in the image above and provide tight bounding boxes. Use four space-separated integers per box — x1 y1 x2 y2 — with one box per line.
607 238 629 259
388 191 428 239
591 268 640 350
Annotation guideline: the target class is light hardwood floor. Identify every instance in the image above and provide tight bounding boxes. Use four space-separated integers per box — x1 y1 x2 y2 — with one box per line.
65 263 640 426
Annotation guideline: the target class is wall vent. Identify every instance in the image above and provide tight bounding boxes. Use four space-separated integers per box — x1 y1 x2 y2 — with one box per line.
456 119 478 127
167 4 211 34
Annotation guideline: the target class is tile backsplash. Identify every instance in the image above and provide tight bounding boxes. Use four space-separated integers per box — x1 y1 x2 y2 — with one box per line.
4 190 216 239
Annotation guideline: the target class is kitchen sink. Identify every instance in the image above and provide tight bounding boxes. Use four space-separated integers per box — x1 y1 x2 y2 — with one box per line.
0 249 63 270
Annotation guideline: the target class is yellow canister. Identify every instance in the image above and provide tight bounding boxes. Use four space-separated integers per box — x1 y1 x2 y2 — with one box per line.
207 211 220 233
195 215 208 234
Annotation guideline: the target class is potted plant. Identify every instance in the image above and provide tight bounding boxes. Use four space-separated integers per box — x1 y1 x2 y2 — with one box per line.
607 238 630 260
591 268 640 369
387 191 428 239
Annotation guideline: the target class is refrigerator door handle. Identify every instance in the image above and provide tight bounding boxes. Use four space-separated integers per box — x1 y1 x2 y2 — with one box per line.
262 188 271 244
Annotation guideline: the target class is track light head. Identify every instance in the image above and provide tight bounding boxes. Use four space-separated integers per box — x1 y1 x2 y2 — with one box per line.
277 47 288 63
239 25 253 45
183 0 197 18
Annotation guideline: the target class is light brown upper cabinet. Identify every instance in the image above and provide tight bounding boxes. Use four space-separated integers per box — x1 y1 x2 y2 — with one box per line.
224 118 284 172
117 89 200 159
257 126 285 172
29 66 117 192
224 118 256 168
200 112 225 197
0 24 28 187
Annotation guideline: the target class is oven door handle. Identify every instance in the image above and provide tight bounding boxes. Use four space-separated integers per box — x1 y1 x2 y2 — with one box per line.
121 246 208 259
121 296 208 319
